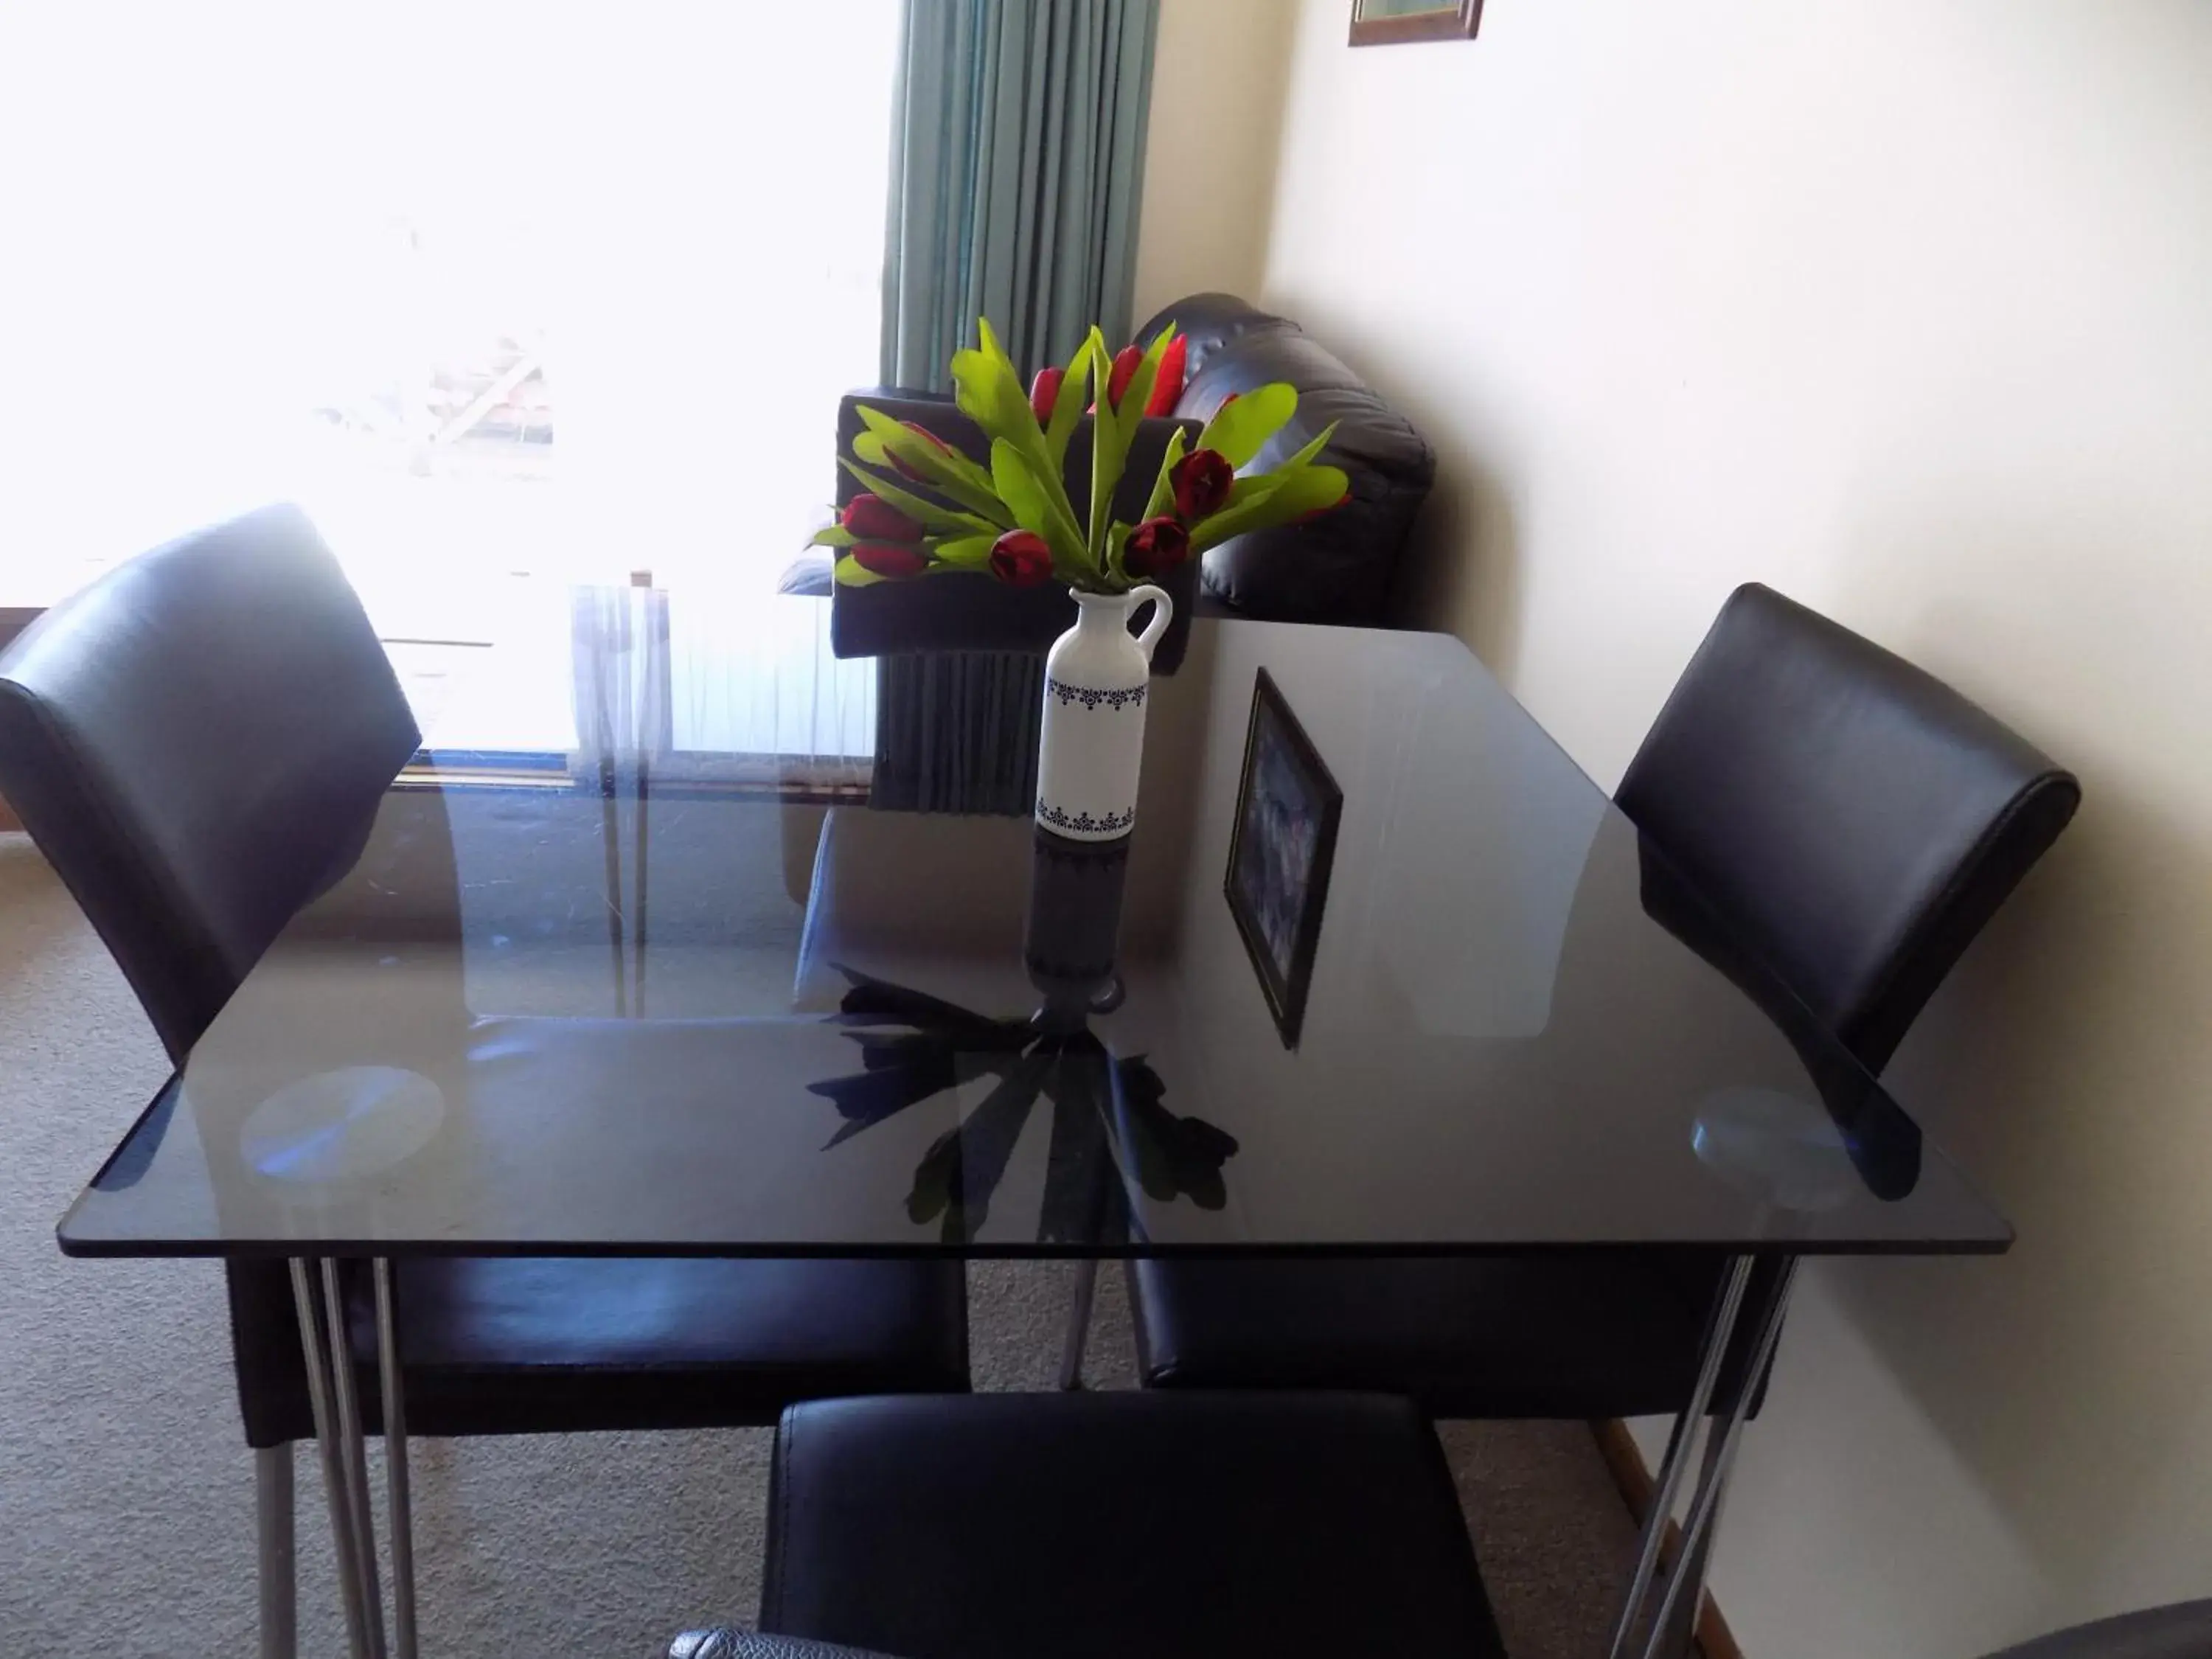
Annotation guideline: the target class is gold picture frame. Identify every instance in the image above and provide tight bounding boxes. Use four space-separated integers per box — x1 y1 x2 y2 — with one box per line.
1349 0 1483 46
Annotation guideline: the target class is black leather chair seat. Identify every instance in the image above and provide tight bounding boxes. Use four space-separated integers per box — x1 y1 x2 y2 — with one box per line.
335 1256 970 1439
1129 1254 1764 1420
760 1391 1507 1659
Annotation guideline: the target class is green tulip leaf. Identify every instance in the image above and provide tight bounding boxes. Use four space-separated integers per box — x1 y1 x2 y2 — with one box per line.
1189 465 1350 554
1142 427 1190 522
837 459 999 535
929 532 998 570
1105 519 1134 585
832 554 886 587
1087 330 1126 563
1197 382 1298 468
950 328 1037 453
810 525 859 548
992 439 1088 575
1269 420 1340 478
1045 338 1093 467
851 407 1010 524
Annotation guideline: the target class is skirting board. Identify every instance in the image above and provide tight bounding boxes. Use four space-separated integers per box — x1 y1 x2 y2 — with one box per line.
1590 1419 1747 1659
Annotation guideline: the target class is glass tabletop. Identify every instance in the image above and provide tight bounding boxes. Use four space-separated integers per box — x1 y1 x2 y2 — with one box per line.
59 591 2012 1259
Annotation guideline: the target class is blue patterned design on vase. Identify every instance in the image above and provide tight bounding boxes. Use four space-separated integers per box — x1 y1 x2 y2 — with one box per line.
1036 801 1137 837
1047 678 1147 712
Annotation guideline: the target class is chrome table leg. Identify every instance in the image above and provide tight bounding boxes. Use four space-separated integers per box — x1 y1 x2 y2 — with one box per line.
1605 1255 1755 1659
1637 1256 1801 1659
255 1443 296 1659
1057 1258 1100 1391
373 1260 419 1659
321 1260 389 1659
290 1259 372 1659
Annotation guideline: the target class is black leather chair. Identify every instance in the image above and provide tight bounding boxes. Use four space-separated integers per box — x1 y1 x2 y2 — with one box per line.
0 505 970 1658
1979 1601 2212 1658
1127 582 2080 1418
749 1391 1506 1659
673 1595 2212 1659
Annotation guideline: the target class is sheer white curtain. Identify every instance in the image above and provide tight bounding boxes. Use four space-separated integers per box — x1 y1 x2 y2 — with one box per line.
0 1 901 616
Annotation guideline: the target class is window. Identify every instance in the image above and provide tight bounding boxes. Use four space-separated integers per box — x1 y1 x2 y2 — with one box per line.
0 2 901 625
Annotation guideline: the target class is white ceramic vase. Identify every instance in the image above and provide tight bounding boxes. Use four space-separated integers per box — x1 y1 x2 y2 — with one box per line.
1034 585 1172 841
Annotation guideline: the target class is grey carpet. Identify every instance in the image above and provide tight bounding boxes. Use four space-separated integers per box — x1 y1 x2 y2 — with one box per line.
0 830 1645 1658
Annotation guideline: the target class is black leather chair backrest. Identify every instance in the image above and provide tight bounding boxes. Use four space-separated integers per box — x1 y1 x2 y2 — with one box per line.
0 503 419 1060
0 504 420 1450
1616 583 2080 1074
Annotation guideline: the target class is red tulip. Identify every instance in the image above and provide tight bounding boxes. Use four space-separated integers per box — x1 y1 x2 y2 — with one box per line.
989 529 1053 587
1107 344 1144 408
1144 334 1187 417
1124 515 1190 578
1169 448 1234 521
1029 366 1065 426
852 540 930 579
841 493 923 542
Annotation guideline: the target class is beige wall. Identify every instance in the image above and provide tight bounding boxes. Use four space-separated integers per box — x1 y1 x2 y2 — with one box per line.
1253 1 2212 1654
1130 0 1297 326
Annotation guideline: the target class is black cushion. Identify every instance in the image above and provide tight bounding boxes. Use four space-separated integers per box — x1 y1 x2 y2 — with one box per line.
1136 293 1435 627
762 1392 1506 1659
327 1257 969 1439
1130 1255 1772 1421
0 506 970 1450
1131 585 2077 1419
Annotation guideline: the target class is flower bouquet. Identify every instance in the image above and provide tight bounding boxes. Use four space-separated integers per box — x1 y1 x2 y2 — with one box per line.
810 319 1349 594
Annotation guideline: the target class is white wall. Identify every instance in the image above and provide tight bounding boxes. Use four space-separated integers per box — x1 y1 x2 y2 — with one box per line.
1130 0 1297 326
1256 1 2212 1654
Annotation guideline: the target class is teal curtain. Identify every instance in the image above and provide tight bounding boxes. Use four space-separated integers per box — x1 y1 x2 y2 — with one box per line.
881 0 1161 388
872 0 1161 816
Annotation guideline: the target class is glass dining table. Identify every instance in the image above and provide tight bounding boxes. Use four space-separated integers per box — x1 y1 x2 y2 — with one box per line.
58 582 2011 1659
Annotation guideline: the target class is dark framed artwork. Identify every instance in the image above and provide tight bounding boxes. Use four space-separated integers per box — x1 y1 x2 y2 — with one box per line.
1224 669 1343 1048
1349 0 1483 46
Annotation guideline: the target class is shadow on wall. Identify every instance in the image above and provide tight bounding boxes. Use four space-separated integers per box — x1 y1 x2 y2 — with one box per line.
1387 442 1524 682
1814 550 2212 1614
1248 288 1527 678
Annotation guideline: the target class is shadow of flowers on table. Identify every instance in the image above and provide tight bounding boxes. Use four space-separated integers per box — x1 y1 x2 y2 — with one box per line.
807 967 1239 1245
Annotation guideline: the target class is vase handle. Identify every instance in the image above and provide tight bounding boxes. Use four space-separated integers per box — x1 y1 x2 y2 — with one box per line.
1127 583 1173 664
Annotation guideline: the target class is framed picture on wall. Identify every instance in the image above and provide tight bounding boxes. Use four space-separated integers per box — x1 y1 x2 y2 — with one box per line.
1224 670 1343 1048
1349 0 1483 46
